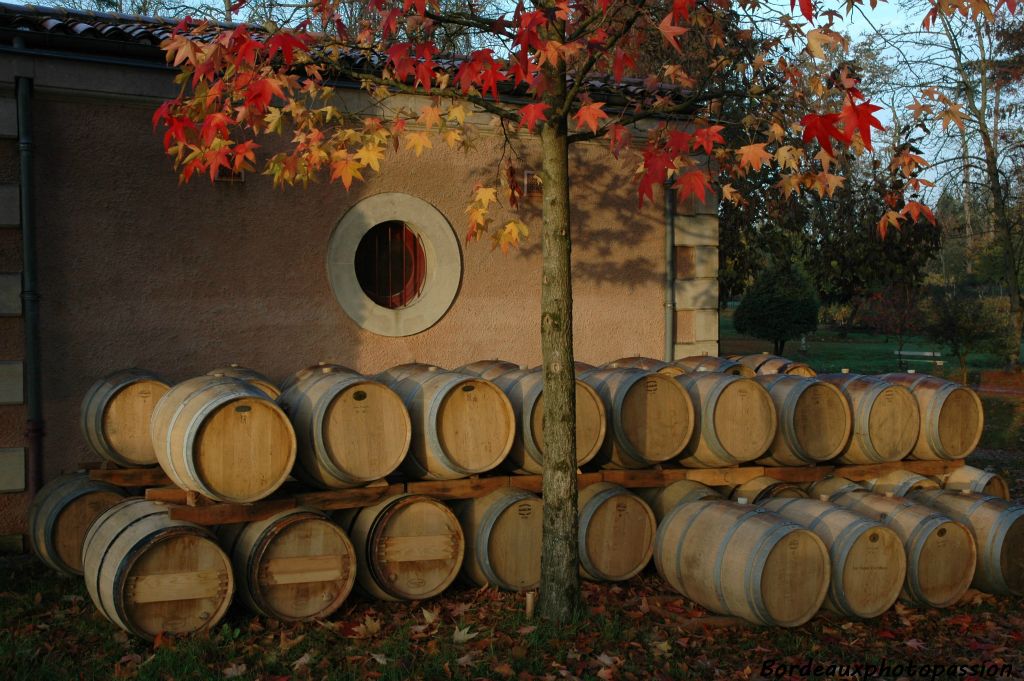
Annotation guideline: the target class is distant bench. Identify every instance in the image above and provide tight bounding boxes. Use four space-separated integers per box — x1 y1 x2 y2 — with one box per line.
894 350 944 365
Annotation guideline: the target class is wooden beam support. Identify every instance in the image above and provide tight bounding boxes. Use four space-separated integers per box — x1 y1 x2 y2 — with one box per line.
89 466 171 488
137 458 969 526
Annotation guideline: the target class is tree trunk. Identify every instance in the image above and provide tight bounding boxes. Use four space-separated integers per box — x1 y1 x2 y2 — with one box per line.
537 65 580 621
774 339 785 355
982 148 1023 370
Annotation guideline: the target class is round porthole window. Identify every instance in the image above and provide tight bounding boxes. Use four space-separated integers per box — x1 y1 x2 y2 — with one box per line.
327 193 462 336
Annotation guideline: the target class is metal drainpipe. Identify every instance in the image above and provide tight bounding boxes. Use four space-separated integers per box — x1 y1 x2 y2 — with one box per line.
664 180 676 362
15 36 43 499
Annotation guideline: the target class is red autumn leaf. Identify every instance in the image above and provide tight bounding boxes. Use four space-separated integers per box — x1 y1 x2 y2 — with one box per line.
518 103 549 133
691 125 725 155
900 200 936 224
612 48 635 83
573 102 609 134
204 145 232 181
791 0 815 23
674 169 711 204
232 140 259 173
637 148 674 207
162 116 195 151
265 31 309 66
800 112 849 155
200 112 232 145
242 77 284 113
658 14 689 53
840 100 884 151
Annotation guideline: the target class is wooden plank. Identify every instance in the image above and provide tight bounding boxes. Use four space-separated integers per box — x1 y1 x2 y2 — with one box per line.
601 469 669 488
900 459 966 476
145 487 208 506
406 476 509 499
168 497 297 525
127 570 224 603
295 483 405 511
261 555 346 585
681 467 766 486
761 466 835 483
90 467 171 488
380 534 456 562
508 475 543 493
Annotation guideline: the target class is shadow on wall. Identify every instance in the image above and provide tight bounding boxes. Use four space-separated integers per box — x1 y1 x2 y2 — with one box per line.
495 143 664 290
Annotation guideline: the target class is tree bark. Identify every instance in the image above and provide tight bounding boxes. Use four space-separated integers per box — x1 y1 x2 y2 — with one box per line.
537 51 580 623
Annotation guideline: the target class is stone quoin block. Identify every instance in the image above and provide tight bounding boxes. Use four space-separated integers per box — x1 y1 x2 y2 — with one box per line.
675 246 719 280
0 273 20 316
0 361 23 404
0 447 25 492
0 98 15 139
675 278 718 310
674 341 719 359
674 309 719 345
674 214 718 246
0 185 18 228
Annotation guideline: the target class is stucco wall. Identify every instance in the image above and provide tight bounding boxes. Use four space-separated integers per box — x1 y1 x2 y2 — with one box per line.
0 91 670 533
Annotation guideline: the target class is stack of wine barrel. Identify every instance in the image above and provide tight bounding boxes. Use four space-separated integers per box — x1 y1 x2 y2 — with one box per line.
27 354 1023 640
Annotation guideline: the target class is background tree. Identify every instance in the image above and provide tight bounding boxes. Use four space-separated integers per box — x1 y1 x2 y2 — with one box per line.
861 1 1024 366
152 0 1018 621
734 261 820 355
924 287 1011 382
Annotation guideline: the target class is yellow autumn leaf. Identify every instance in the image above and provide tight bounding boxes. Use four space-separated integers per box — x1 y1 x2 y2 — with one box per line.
354 144 385 172
417 105 442 129
442 129 463 149
774 145 803 171
447 104 467 126
404 131 433 157
473 185 498 210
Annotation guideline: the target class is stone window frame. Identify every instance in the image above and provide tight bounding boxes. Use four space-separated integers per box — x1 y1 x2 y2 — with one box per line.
327 193 462 336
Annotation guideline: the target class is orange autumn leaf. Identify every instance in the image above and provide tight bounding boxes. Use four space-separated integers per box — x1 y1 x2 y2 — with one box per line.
736 143 772 171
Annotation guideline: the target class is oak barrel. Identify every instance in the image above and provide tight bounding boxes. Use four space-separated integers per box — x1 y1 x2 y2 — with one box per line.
28 473 127 576
280 362 356 393
579 368 694 468
487 369 605 473
82 499 233 639
940 465 1010 500
879 374 984 461
754 375 851 466
760 497 906 619
578 483 656 581
208 365 281 399
808 478 976 607
732 354 816 377
376 367 514 479
151 375 296 502
637 480 721 521
456 359 522 381
864 469 940 496
673 355 756 377
724 476 808 504
817 374 920 464
456 488 543 591
654 500 830 626
909 490 1024 595
603 356 688 377
81 369 171 466
218 507 356 620
278 368 410 488
675 373 777 467
337 494 464 601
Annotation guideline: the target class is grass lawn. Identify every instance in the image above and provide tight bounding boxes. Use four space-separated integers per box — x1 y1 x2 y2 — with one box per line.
3 448 1023 681
718 307 1008 377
